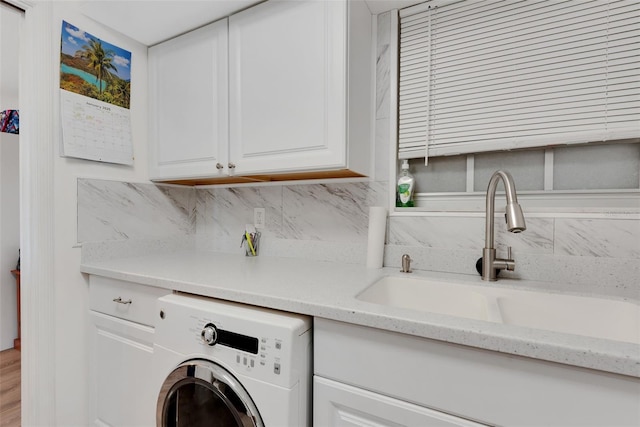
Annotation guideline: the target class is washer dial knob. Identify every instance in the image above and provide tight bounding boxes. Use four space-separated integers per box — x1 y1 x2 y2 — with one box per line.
201 323 218 346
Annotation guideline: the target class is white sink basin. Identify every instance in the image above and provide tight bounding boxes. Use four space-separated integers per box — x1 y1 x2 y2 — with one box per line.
357 276 493 321
357 276 640 344
496 292 639 344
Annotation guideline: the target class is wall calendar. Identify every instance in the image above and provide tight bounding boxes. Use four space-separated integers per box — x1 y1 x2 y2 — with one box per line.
59 20 133 165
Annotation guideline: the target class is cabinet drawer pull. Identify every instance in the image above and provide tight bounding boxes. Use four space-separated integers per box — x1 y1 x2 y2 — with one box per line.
113 297 132 305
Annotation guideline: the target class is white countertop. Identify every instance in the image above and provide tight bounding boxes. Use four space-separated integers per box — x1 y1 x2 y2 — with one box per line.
80 250 640 378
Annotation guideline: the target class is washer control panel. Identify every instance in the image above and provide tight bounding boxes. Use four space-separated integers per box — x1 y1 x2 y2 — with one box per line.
155 293 312 388
192 317 282 377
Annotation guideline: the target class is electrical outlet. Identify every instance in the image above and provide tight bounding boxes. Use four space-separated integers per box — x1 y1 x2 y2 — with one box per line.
254 208 265 228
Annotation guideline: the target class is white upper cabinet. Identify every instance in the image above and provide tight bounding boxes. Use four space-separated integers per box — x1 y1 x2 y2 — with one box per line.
228 0 371 177
149 19 229 181
148 0 372 184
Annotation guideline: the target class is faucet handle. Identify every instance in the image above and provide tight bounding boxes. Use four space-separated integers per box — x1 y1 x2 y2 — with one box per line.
500 246 516 271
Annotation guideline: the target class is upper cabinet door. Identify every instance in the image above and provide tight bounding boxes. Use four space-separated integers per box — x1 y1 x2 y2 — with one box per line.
228 0 355 175
149 19 229 180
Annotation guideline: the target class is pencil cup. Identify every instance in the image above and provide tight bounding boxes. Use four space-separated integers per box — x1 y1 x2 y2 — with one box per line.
242 231 260 257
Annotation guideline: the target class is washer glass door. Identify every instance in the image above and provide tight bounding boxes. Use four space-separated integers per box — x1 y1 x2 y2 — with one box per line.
158 360 264 427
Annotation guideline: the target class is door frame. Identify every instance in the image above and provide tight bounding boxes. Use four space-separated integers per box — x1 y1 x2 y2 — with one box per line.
11 0 57 424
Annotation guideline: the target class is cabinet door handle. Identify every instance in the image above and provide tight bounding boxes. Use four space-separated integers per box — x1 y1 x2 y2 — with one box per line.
113 297 132 305
228 163 236 169
216 163 224 169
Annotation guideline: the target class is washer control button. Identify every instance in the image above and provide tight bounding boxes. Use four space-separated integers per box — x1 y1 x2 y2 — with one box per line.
201 323 218 346
274 363 281 375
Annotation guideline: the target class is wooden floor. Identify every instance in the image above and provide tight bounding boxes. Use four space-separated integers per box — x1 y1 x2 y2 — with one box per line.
0 349 20 427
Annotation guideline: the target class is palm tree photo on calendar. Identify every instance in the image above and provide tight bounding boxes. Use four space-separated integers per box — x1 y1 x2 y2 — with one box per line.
60 20 131 109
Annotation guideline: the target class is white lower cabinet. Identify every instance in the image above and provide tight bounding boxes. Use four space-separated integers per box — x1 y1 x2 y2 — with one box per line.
314 376 486 427
314 318 640 427
88 276 170 427
90 312 155 427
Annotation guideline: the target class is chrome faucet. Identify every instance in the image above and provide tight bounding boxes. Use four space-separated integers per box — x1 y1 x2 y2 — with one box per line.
482 170 526 281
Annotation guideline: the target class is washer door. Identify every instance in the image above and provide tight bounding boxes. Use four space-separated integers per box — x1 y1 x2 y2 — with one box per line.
157 359 264 427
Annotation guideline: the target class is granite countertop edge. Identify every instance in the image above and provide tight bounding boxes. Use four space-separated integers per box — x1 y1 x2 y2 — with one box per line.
79 250 640 379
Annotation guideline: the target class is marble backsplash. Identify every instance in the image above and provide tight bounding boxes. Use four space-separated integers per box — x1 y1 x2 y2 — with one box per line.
77 177 639 300
195 181 387 263
77 179 195 242
385 216 640 299
77 179 196 262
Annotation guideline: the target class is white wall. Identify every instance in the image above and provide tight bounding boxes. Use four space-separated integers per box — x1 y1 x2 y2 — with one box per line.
47 3 149 424
0 3 21 352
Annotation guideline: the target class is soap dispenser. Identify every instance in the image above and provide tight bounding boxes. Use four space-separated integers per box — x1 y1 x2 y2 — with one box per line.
396 160 415 207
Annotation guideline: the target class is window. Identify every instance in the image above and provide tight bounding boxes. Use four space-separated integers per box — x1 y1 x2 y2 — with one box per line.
395 0 640 211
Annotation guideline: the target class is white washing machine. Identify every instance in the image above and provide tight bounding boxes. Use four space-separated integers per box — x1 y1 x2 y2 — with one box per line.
153 293 312 427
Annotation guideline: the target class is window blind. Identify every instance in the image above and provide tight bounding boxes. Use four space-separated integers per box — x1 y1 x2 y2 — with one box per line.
398 0 640 160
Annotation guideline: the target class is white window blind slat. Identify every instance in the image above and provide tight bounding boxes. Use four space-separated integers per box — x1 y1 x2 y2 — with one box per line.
428 121 640 138
398 0 640 159
610 3 640 21
433 68 610 98
435 2 605 48
400 51 430 64
400 112 430 122
400 125 429 135
436 14 607 54
433 106 612 127
434 86 609 113
432 117 610 138
399 81 430 94
399 90 430 101
401 17 431 32
399 107 429 118
423 128 639 158
432 36 612 80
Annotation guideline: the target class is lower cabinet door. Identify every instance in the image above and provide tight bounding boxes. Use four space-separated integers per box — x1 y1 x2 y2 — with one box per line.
314 376 488 427
90 311 156 427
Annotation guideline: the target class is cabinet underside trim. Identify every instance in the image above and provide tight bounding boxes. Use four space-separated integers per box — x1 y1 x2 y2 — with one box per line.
155 169 366 186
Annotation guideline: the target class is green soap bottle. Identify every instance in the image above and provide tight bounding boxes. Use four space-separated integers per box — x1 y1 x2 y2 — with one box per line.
396 160 415 207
